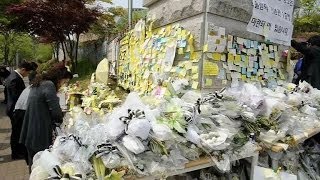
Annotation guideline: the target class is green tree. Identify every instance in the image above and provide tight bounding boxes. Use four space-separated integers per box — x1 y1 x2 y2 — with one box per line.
90 6 126 39
90 7 147 40
0 0 22 65
114 9 148 35
294 0 320 34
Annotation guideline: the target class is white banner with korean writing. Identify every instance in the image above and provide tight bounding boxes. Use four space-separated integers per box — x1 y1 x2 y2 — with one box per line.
247 0 295 46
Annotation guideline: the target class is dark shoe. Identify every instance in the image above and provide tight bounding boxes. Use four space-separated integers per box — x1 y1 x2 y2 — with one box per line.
1 101 7 104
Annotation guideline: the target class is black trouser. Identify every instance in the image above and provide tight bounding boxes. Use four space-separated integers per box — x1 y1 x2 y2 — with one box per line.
10 110 28 162
26 147 37 173
3 86 7 103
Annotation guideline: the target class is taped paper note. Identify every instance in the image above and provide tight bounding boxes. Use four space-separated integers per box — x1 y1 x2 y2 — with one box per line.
213 53 222 61
163 40 177 72
205 79 213 86
203 61 219 76
192 73 198 80
192 81 199 89
192 66 198 74
221 54 226 61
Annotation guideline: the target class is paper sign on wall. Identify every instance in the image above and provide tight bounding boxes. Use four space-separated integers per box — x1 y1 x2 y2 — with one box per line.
247 0 294 45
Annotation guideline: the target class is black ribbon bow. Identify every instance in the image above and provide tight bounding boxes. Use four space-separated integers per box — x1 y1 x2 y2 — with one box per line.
59 134 85 148
94 141 121 158
119 109 146 133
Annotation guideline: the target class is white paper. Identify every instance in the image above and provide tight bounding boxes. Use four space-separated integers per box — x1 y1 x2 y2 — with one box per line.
247 0 294 45
253 166 297 180
218 27 226 37
163 40 177 72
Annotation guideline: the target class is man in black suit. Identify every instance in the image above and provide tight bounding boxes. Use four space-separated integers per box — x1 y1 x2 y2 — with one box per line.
5 61 34 160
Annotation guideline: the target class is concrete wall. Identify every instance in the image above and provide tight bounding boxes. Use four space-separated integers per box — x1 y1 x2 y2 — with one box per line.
146 0 204 27
78 40 107 64
146 0 205 50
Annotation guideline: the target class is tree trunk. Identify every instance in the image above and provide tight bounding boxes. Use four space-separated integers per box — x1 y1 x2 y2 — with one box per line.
3 32 10 66
55 42 60 62
66 35 75 72
61 41 67 63
75 33 80 70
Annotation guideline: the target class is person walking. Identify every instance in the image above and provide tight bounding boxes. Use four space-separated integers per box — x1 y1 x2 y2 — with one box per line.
5 61 34 160
291 35 320 89
13 85 31 164
19 64 72 171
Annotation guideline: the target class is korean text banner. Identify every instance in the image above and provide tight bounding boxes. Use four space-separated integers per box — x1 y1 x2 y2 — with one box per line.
247 0 294 45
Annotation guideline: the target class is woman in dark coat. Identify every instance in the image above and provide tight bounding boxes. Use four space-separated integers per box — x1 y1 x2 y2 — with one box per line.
291 35 320 89
19 64 72 170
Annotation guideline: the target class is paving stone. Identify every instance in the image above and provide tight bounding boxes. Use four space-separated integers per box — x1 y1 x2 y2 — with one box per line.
0 94 29 179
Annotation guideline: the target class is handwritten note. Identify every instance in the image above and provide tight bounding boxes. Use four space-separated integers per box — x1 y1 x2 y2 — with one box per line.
203 61 219 76
213 53 221 61
192 81 199 89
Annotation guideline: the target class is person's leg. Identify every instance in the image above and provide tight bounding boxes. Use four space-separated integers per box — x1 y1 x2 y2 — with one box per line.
2 86 7 104
10 111 25 159
27 148 36 174
10 114 19 159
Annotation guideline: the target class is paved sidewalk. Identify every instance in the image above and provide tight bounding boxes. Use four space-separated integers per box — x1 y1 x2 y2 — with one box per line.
0 92 29 180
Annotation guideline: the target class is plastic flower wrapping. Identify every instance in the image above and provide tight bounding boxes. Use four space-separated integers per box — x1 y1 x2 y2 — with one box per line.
31 81 320 179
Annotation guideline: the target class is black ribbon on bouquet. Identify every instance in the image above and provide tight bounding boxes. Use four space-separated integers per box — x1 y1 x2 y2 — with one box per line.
93 141 121 158
182 103 198 124
119 109 146 133
196 87 226 114
46 165 82 180
59 134 85 147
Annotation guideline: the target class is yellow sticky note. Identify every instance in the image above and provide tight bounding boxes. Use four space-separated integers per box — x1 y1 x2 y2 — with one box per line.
180 69 187 77
221 54 226 61
244 58 249 67
191 66 198 74
178 48 184 54
234 55 241 65
181 30 187 38
227 53 234 63
203 44 208 52
205 79 213 86
279 70 285 80
203 61 219 76
191 52 197 60
192 73 198 80
165 25 172 36
212 53 221 61
241 75 247 81
192 81 199 89
188 35 195 53
185 46 191 52
185 61 193 70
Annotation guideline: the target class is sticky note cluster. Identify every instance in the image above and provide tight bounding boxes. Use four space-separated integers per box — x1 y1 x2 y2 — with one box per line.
118 22 200 93
202 24 286 87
